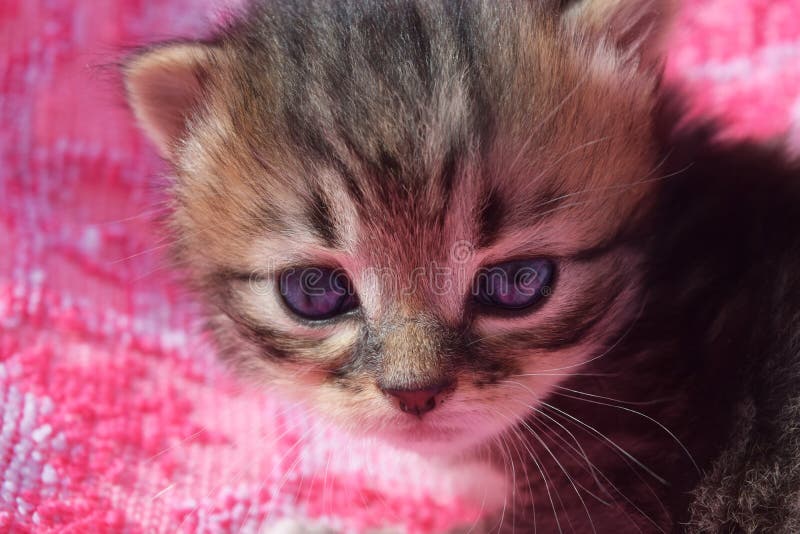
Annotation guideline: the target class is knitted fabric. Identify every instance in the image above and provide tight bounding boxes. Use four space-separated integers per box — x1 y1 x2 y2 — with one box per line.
1 1 799 532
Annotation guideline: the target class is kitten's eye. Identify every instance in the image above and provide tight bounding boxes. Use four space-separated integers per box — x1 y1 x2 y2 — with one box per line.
474 259 554 310
279 267 358 320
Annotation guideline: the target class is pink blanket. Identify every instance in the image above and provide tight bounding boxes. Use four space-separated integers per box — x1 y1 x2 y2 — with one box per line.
2 1 799 532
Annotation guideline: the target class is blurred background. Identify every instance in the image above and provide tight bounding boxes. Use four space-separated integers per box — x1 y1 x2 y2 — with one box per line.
1 1 800 532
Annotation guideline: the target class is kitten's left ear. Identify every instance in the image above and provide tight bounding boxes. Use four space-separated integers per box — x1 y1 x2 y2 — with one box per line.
123 43 218 160
562 0 678 69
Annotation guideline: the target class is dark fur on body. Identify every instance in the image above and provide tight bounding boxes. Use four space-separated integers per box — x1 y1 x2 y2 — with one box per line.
500 114 800 532
123 1 800 532
649 123 800 532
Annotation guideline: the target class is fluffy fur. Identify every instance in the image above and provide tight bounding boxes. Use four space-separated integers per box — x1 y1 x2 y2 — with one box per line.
124 1 800 531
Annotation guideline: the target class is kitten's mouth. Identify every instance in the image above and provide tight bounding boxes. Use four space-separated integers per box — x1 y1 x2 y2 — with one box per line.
368 402 517 455
395 421 460 440
378 417 471 452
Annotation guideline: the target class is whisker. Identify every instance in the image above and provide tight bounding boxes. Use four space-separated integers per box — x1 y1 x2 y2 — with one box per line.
107 205 232 268
521 296 646 374
176 463 249 531
265 431 315 525
506 388 664 530
491 434 511 534
243 421 319 532
500 432 518 533
511 412 595 534
94 200 173 227
539 406 666 532
355 433 395 524
494 411 563 534
464 445 494 534
148 401 297 517
128 256 194 283
320 428 334 519
553 384 673 407
508 74 591 174
531 150 677 211
469 286 646 355
520 420 597 531
144 427 208 464
505 381 626 510
107 235 187 265
539 400 667 486
504 422 538 534
151 482 176 501
551 389 700 473
525 416 613 507
525 136 616 186
509 372 619 378
502 381 667 491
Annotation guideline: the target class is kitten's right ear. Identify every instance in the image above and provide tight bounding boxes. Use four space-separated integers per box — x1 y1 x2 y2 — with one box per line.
561 0 677 70
123 43 216 160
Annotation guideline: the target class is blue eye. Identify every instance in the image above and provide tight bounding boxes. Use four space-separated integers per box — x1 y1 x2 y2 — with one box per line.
474 259 554 310
279 267 358 320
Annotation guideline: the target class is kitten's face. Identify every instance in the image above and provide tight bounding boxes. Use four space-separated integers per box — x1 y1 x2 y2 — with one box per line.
126 0 672 455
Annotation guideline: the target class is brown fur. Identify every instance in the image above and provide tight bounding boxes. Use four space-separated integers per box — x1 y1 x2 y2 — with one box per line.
123 0 800 532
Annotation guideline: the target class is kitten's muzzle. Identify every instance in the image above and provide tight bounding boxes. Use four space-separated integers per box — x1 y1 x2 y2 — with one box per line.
381 380 454 417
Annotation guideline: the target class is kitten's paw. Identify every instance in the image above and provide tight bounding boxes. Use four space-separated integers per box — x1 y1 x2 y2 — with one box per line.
260 518 337 534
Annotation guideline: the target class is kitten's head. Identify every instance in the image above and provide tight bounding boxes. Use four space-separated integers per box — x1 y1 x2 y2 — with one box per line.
125 0 675 455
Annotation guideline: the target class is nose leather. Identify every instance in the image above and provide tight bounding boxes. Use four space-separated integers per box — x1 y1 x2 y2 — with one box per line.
382 381 452 416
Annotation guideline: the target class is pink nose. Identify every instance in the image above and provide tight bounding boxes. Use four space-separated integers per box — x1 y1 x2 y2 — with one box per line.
382 381 452 416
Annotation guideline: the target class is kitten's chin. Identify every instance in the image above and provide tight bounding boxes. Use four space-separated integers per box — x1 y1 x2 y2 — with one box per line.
373 417 502 457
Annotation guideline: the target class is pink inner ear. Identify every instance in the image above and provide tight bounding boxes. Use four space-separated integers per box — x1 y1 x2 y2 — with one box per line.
124 45 209 159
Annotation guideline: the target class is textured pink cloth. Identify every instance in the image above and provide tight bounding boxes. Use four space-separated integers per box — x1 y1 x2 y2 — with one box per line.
2 1 800 532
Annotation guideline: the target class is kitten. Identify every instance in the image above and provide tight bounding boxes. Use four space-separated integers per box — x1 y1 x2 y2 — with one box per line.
124 0 800 531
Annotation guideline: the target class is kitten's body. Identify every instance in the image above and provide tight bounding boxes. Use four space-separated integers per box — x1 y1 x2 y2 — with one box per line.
123 1 800 531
